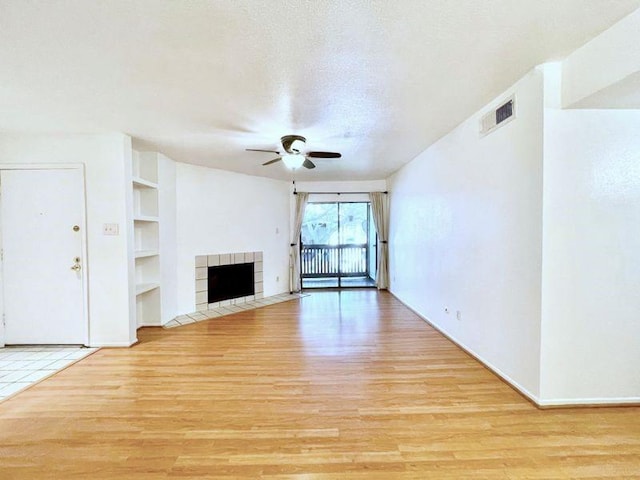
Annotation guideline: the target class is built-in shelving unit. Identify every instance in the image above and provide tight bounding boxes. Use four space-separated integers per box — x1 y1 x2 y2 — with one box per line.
132 151 161 328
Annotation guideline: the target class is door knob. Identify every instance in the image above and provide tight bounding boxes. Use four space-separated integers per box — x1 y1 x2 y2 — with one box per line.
71 257 81 271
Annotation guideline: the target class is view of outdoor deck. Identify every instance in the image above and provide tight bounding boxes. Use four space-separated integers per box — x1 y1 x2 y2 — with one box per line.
300 202 376 289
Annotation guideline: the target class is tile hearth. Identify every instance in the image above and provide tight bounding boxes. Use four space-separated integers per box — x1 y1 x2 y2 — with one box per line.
164 292 306 329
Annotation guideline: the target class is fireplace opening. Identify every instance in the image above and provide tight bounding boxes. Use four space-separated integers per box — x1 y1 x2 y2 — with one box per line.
208 263 255 303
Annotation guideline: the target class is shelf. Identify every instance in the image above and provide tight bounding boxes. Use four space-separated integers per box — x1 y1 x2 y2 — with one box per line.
134 221 158 251
135 249 159 259
132 177 158 189
134 215 159 223
136 282 160 296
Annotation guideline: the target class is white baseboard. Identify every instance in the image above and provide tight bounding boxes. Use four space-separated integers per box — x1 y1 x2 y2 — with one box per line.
538 397 640 407
88 340 137 348
137 322 162 328
390 289 640 409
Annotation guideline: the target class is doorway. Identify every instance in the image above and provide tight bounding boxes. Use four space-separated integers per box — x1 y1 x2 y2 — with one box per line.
0 167 88 346
300 202 376 289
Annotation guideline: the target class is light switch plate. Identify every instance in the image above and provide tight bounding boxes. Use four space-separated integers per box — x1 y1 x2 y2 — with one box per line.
103 223 119 235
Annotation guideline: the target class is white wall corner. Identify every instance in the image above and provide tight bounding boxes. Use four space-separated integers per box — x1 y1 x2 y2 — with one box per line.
122 136 138 345
539 62 562 109
158 153 178 324
561 8 640 108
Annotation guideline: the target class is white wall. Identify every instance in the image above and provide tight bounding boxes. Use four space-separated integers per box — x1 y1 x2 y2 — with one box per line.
562 8 640 108
388 69 545 400
540 104 640 403
175 163 290 314
0 133 135 347
296 180 387 204
389 60 640 406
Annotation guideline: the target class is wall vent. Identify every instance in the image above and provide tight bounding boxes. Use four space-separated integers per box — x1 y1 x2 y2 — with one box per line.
480 95 515 137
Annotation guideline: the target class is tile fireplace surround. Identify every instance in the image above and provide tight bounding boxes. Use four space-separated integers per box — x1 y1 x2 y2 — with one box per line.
194 251 263 312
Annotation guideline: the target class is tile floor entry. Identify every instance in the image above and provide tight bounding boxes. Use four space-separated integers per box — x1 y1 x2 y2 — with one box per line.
0 346 97 402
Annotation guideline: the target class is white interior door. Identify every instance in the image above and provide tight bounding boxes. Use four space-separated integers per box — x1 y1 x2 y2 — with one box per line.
1 168 87 345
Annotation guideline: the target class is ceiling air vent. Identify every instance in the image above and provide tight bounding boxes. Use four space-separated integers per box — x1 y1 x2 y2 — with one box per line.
480 95 515 137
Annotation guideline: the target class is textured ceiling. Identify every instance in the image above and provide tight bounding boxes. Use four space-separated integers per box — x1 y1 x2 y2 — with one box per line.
1 0 639 180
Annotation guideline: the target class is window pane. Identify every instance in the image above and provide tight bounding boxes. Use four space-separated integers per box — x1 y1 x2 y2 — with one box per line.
301 203 337 245
339 203 368 245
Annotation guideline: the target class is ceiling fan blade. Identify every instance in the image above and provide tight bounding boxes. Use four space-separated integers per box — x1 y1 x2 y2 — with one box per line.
303 159 316 169
306 151 341 159
247 148 281 154
262 157 282 166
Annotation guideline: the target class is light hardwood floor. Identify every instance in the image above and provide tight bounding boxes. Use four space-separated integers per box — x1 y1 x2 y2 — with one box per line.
0 291 638 479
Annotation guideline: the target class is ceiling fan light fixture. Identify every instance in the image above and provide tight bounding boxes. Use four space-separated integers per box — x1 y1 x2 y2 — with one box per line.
247 135 341 171
282 154 305 169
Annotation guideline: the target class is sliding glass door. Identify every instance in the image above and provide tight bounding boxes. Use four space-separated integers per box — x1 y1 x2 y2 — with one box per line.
300 202 376 289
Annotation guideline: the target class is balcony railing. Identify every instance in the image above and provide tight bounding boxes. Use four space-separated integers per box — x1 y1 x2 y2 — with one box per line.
301 244 368 278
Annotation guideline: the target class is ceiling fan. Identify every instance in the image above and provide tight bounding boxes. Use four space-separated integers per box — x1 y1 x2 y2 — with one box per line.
246 135 341 169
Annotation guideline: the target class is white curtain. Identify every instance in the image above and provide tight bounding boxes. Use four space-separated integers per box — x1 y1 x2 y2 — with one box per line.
369 192 389 290
290 192 309 292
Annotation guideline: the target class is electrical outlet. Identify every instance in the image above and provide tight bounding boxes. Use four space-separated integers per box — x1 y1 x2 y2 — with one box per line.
445 307 450 314
456 310 462 321
103 223 119 235
276 276 280 282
